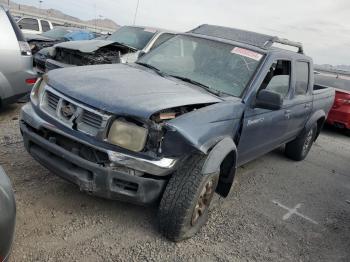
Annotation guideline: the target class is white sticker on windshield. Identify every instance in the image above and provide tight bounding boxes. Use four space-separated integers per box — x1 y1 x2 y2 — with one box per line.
144 28 157 33
231 47 263 61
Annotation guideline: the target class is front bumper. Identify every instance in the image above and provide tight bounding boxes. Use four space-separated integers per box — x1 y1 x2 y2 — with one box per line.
20 103 176 204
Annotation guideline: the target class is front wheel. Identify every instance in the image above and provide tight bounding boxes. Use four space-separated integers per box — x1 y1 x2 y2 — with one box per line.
158 155 219 242
285 124 317 161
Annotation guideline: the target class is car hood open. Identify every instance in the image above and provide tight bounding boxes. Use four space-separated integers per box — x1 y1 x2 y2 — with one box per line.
54 39 122 53
47 64 222 119
24 33 55 42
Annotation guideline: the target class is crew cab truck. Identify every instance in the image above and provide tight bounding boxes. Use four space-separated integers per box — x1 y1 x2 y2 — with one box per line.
20 24 335 241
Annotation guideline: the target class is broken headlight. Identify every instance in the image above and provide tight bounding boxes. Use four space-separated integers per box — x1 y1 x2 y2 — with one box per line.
30 76 46 106
29 43 36 50
107 120 148 152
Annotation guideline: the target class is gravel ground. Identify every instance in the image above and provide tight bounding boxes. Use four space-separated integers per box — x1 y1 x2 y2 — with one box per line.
1 103 350 262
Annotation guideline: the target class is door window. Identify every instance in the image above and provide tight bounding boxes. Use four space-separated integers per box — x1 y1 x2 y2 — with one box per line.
18 18 39 31
41 20 51 32
259 60 291 97
295 61 310 95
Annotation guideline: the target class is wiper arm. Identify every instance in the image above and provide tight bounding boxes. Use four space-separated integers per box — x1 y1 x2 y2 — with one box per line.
135 62 167 77
168 74 224 96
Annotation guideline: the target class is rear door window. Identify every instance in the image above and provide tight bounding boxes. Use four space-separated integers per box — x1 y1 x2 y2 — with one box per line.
41 20 51 32
295 61 310 95
18 18 39 31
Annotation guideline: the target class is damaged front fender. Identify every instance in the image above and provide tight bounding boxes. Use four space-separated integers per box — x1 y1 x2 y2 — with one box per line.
161 100 244 157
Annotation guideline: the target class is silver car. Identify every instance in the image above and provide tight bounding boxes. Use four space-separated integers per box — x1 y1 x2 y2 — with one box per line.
0 6 37 107
0 166 16 262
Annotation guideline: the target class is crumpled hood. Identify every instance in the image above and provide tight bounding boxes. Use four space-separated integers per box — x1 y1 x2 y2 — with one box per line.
54 39 116 53
47 64 222 119
24 33 55 42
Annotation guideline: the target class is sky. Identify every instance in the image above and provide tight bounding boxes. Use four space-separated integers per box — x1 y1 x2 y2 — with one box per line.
13 0 350 65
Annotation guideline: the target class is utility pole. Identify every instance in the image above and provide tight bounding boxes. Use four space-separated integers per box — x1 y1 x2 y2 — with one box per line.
39 0 43 15
133 0 140 25
94 3 97 32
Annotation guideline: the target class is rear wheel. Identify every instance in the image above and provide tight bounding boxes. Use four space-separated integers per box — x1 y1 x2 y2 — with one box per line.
285 124 317 161
158 155 219 242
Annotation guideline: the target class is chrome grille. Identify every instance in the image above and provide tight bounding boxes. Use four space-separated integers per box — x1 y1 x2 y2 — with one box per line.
41 87 110 136
46 91 60 111
82 110 103 129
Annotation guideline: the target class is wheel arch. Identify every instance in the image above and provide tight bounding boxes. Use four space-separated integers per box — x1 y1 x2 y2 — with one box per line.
301 110 326 140
201 137 237 197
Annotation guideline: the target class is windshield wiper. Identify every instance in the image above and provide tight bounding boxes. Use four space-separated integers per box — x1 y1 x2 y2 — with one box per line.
135 62 167 77
168 74 226 96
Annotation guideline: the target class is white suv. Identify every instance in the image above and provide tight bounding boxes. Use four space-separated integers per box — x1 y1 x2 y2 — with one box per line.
17 17 53 34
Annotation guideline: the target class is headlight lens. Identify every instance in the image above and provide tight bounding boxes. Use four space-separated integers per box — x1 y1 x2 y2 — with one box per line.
30 77 46 106
107 120 148 152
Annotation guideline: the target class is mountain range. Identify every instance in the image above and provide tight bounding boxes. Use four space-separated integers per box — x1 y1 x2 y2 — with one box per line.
1 0 119 30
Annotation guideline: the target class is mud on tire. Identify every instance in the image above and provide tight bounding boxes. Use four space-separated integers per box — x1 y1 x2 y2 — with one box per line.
158 154 219 242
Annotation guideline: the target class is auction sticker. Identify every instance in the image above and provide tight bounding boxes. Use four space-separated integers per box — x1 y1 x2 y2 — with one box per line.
231 47 263 61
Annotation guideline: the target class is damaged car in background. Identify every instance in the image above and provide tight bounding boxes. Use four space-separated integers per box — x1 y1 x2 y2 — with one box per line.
25 26 97 56
34 25 176 73
20 24 335 242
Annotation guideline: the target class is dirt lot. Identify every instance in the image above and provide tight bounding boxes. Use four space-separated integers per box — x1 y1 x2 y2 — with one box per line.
1 103 350 262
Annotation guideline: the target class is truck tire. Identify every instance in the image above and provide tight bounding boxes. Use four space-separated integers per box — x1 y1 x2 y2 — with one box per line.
285 123 317 161
158 154 219 242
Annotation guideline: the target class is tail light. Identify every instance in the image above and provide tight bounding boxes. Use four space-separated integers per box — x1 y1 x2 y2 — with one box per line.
334 90 350 107
26 78 37 85
18 41 32 56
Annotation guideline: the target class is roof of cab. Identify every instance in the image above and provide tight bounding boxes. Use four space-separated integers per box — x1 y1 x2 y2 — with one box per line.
189 24 305 55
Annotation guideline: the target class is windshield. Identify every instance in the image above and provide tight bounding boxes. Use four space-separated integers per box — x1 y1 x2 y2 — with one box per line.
138 35 263 97
107 26 156 50
41 27 74 40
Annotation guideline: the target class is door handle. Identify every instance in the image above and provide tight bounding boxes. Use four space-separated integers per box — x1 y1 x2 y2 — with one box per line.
304 103 311 108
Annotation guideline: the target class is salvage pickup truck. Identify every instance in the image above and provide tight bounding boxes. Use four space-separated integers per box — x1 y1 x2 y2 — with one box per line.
20 24 335 241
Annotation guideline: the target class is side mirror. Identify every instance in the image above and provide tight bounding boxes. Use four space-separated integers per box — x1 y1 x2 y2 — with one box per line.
255 90 283 110
137 51 146 59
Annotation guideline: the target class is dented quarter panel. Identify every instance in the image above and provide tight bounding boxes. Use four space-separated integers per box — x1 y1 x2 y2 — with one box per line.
163 100 245 154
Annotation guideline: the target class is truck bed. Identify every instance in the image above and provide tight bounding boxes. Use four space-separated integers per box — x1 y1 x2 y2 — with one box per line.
313 84 335 115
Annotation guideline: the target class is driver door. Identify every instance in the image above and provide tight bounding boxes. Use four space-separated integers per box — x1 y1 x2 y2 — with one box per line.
237 59 293 165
